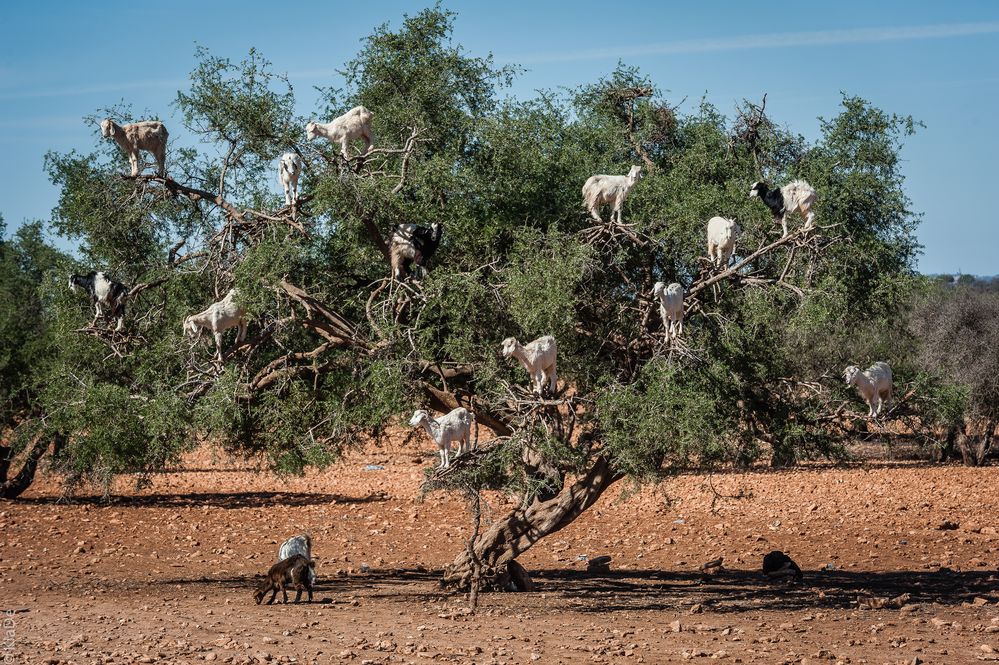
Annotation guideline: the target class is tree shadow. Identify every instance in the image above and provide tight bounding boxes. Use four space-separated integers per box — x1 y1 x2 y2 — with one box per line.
526 567 997 614
18 490 389 508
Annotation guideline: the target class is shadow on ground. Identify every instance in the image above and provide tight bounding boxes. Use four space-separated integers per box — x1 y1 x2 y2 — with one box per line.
18 490 389 508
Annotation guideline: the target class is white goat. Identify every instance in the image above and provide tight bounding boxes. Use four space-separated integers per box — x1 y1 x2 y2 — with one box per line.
278 534 316 586
502 335 558 397
652 282 684 340
844 362 894 418
278 152 303 208
707 216 740 269
749 180 818 237
582 165 643 224
305 106 374 160
183 289 247 361
100 118 168 177
409 407 475 468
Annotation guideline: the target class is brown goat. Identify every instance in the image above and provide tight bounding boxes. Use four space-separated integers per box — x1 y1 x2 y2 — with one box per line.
253 554 315 605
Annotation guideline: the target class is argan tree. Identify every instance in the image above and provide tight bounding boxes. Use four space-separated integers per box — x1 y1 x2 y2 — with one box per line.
20 7 921 586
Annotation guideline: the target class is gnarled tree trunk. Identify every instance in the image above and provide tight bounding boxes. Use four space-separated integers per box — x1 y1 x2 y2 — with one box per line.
0 434 60 499
442 454 622 588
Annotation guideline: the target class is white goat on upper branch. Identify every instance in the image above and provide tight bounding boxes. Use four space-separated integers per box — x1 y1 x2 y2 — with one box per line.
305 106 374 161
502 335 558 397
100 118 168 177
844 361 894 418
582 165 643 224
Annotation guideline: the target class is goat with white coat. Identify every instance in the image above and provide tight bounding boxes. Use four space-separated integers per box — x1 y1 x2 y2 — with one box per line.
278 152 303 208
844 361 894 418
100 118 168 177
749 180 817 237
502 335 558 397
305 106 374 160
707 216 740 269
183 289 247 361
409 407 475 469
582 165 643 224
68 271 129 332
278 534 316 586
652 282 684 340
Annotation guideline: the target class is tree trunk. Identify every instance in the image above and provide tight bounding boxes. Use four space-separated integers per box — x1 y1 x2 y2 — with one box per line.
442 455 622 587
0 435 59 499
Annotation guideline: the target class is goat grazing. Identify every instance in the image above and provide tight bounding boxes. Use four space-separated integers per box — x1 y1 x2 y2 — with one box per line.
253 554 315 605
844 361 894 418
749 180 817 237
502 335 558 397
183 289 247 362
652 282 684 340
305 105 374 160
706 216 740 269
100 118 168 177
278 152 303 208
389 222 443 280
409 407 475 469
68 271 129 332
582 165 643 224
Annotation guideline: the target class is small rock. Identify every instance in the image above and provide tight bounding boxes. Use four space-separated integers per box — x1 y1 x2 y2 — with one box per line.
938 520 960 531
689 604 703 614
670 620 682 633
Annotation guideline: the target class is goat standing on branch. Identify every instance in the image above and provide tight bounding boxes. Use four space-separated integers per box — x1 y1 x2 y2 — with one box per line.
100 118 168 177
845 362 894 418
652 281 684 340
183 289 247 362
706 216 740 269
69 271 129 332
306 106 374 160
389 222 442 280
278 152 303 208
410 407 475 469
502 336 558 397
749 180 817 237
582 165 643 224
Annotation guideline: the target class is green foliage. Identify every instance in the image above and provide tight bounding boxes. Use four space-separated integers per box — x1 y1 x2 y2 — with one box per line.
17 6 925 497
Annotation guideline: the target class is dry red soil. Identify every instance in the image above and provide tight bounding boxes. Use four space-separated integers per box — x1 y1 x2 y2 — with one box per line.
2 440 998 665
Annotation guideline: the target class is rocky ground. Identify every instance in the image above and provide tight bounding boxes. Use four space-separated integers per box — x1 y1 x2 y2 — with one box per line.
1 440 998 664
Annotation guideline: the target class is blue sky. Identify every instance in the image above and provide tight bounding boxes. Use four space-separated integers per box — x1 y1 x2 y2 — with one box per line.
1 1 997 275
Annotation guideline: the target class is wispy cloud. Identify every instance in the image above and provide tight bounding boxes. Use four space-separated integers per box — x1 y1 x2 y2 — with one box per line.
504 21 999 64
0 78 185 101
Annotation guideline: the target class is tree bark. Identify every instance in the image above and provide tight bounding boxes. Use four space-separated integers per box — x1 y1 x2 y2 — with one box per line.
442 454 623 586
0 434 61 500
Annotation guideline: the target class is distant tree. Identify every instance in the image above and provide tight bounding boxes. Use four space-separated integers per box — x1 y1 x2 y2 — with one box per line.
911 286 999 465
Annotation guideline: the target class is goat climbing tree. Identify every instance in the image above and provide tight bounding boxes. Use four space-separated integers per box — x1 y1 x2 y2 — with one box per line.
20 8 925 587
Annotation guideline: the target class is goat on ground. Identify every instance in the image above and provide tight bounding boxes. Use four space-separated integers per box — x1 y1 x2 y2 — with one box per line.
253 554 315 605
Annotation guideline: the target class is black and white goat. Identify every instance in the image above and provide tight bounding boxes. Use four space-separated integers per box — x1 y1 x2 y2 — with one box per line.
389 222 443 280
68 271 129 332
749 180 817 237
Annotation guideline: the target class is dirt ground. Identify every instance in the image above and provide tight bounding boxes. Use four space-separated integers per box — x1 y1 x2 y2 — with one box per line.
2 439 998 665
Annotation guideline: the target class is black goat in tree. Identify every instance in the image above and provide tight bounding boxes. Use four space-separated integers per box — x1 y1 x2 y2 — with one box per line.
68 271 129 331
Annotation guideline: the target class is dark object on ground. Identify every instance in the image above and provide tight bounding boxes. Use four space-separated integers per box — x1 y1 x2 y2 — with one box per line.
587 555 612 574
507 559 534 592
762 550 802 582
